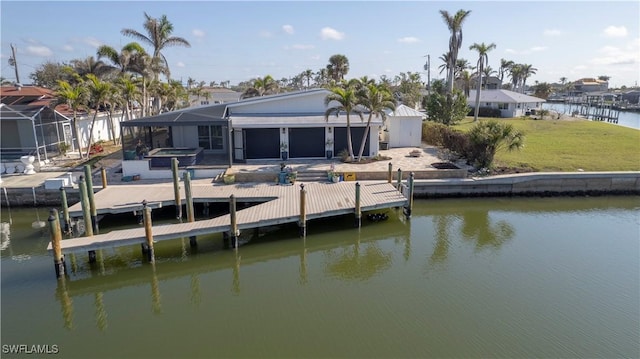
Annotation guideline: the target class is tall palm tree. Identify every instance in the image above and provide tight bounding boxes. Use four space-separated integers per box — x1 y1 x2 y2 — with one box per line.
121 12 191 80
128 52 166 116
324 85 363 160
85 74 112 158
326 54 350 82
302 69 314 89
520 64 537 93
459 70 472 97
470 42 496 122
355 83 396 161
509 64 523 92
481 65 496 88
439 9 472 93
454 58 471 80
55 79 87 158
117 75 141 122
437 52 452 76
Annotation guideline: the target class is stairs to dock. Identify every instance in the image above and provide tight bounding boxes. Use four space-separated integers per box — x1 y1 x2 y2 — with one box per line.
295 170 328 183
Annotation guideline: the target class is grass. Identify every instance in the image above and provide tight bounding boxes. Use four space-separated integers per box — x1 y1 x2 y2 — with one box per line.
453 117 640 172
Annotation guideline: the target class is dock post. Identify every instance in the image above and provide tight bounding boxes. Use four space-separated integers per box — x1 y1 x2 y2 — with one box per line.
299 183 306 237
396 168 403 191
84 165 98 234
48 208 66 278
101 167 108 188
78 176 94 264
387 162 393 183
59 187 71 234
404 172 415 218
142 200 154 262
171 157 182 221
183 171 197 247
355 182 361 228
229 194 238 249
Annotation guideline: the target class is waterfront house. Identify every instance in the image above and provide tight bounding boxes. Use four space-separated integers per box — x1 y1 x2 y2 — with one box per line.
467 89 545 118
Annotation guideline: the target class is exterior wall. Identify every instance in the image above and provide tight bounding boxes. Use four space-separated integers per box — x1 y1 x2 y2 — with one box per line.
171 126 199 148
230 91 329 114
76 111 128 149
121 159 225 179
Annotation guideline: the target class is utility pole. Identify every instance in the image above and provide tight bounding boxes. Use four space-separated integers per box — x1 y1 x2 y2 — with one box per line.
423 54 430 91
9 44 20 84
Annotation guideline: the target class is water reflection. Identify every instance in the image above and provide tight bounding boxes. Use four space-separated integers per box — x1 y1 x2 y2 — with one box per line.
323 234 393 281
460 210 515 250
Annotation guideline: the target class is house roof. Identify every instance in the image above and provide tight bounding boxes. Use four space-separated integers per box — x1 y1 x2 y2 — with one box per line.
122 103 228 126
230 113 382 128
468 89 545 104
388 104 425 118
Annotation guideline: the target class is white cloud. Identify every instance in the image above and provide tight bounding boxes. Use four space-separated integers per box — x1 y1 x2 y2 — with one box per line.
176 61 185 68
320 27 344 40
259 30 273 38
398 37 420 44
530 46 547 52
543 29 562 36
192 29 205 38
603 25 627 37
62 45 74 52
83 37 102 48
26 45 52 57
505 48 517 54
282 25 294 35
590 44 638 65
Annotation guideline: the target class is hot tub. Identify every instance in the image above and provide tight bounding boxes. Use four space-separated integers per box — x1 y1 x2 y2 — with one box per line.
145 147 204 167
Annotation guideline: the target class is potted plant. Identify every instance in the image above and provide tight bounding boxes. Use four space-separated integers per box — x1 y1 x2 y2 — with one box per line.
58 142 70 157
280 142 288 160
325 139 333 159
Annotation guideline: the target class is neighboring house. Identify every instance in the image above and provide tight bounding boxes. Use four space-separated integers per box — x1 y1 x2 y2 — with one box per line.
571 78 609 94
471 75 502 90
1 85 72 166
620 90 640 105
1 85 138 167
188 87 242 107
467 89 545 118
382 104 424 148
122 89 417 172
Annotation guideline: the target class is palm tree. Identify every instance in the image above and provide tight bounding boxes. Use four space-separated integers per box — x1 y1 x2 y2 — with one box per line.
454 58 471 80
437 52 452 76
85 74 112 158
55 79 87 158
128 52 165 116
459 70 472 97
326 54 350 82
241 75 279 99
69 56 111 80
520 64 537 93
96 42 146 75
301 69 314 89
467 120 524 169
509 64 523 92
439 9 472 93
481 65 496 88
117 75 141 122
356 83 396 161
498 58 514 84
470 42 496 122
121 12 191 80
324 85 363 160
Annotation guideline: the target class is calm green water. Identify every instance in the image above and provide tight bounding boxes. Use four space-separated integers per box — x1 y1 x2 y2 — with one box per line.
1 197 639 358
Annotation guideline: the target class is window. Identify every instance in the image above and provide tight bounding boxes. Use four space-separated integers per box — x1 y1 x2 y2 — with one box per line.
498 103 508 110
198 125 223 150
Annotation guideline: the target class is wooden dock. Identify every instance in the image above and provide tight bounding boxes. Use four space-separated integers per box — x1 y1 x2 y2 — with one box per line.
49 181 408 255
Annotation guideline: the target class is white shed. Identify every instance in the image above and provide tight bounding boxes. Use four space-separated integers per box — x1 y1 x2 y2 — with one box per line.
382 104 425 148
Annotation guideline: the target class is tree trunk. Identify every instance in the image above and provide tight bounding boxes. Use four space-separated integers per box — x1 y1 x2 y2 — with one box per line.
84 107 99 159
71 112 84 159
346 115 354 161
474 68 483 122
356 115 373 162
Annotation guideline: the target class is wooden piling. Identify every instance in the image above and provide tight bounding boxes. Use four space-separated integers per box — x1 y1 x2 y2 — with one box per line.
229 194 238 249
78 176 93 238
396 168 403 191
183 171 195 223
404 172 415 218
84 165 98 234
387 162 393 183
101 167 108 188
143 200 154 262
299 183 307 237
171 158 182 221
355 182 361 228
48 208 66 278
59 187 71 234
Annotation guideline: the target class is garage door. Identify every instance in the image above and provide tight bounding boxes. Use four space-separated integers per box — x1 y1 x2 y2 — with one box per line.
289 127 325 158
334 127 369 158
244 128 280 159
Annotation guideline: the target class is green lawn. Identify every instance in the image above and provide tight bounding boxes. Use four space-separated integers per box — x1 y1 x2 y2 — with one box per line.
453 117 640 172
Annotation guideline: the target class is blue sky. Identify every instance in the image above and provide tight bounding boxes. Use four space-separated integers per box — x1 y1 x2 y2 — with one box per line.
1 1 639 88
